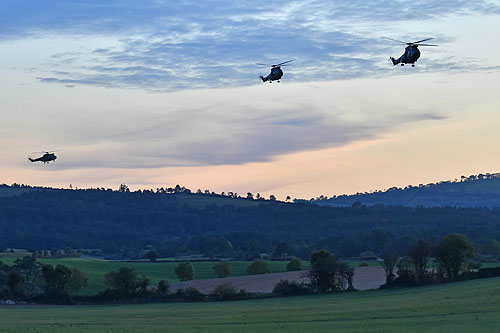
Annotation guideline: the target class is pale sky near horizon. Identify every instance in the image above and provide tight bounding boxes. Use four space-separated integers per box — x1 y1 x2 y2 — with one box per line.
1 1 500 199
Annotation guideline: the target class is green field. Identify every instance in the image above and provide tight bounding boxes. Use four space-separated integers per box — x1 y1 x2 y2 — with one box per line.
0 257 311 295
1 277 499 332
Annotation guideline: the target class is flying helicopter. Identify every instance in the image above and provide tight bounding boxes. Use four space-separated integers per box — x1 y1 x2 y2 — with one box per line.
28 150 61 164
257 60 294 83
383 37 437 67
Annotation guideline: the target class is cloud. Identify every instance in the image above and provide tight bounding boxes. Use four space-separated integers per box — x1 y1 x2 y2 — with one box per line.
2 1 499 91
35 89 446 170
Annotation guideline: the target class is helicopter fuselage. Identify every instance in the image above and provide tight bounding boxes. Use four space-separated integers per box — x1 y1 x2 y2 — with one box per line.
29 153 57 164
260 66 284 82
392 45 421 66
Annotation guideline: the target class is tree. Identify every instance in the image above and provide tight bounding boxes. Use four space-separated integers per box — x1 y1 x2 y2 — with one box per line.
269 194 276 201
13 254 41 283
42 264 74 303
211 283 238 300
118 184 130 193
104 267 139 297
66 267 89 293
145 250 160 262
382 251 398 285
7 270 23 297
175 262 194 281
156 280 170 296
246 260 271 275
273 279 310 296
286 258 302 271
480 239 500 259
408 240 431 283
435 234 476 280
137 275 150 296
308 249 353 292
272 242 294 260
213 262 231 278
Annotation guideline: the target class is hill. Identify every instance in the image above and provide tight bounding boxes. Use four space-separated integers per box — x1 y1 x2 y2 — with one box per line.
1 182 499 259
313 173 500 208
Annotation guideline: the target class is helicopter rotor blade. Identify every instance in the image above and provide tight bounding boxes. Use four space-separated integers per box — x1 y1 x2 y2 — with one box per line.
381 37 407 44
276 59 294 66
412 38 434 44
256 63 271 66
415 43 438 47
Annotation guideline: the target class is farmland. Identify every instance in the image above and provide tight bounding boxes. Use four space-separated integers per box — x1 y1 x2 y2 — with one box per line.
1 277 498 332
0 256 315 295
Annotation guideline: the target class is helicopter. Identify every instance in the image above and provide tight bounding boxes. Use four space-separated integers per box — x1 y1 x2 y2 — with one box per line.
257 60 294 83
383 37 437 67
28 150 60 164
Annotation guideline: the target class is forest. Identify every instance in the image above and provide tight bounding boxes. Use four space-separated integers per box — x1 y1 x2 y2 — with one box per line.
1 181 499 259
312 173 500 208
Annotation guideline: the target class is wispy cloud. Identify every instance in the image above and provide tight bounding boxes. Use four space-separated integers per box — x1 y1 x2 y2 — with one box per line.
2 1 499 91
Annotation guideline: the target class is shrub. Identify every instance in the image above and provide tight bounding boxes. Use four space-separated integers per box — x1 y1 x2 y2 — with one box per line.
286 258 302 271
211 283 238 301
213 262 231 278
175 262 194 281
156 280 170 296
358 262 369 267
272 279 310 296
246 260 271 275
184 287 205 302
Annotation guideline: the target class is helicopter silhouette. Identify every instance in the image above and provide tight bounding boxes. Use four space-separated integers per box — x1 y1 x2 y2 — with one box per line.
257 60 294 83
383 37 437 67
28 150 61 164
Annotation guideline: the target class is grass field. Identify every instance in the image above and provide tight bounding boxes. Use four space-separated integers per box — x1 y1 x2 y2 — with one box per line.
1 277 499 332
0 257 312 295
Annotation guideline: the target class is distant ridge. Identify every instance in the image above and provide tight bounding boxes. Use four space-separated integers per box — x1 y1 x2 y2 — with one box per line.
312 173 500 208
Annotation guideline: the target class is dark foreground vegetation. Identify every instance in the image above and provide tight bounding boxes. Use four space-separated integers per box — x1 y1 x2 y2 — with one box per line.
1 277 499 332
1 235 499 305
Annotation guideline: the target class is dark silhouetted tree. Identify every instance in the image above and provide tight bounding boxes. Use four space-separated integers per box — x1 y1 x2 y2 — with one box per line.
286 258 302 271
13 254 41 283
408 240 431 283
246 260 271 275
308 249 353 292
42 264 85 303
145 250 160 262
104 267 139 297
175 262 194 281
480 239 500 259
156 280 170 297
213 262 231 278
272 242 294 260
435 234 476 280
382 251 398 285
7 270 23 298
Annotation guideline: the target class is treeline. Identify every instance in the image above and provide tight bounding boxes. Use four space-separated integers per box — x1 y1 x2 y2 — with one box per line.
1 185 500 258
2 234 498 305
312 173 500 208
381 234 500 288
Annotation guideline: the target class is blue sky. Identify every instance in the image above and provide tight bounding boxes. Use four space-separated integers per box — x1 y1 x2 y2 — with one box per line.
1 1 500 198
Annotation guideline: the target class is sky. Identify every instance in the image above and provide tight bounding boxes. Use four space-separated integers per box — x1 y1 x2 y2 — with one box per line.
1 0 500 200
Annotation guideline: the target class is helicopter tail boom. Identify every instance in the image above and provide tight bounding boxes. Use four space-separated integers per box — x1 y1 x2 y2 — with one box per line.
260 75 269 82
